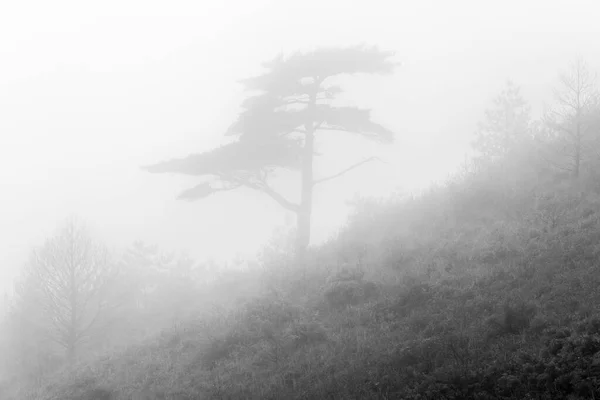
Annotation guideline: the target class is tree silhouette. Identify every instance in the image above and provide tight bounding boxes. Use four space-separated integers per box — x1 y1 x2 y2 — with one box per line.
472 80 531 162
13 218 117 363
543 58 600 178
144 45 397 258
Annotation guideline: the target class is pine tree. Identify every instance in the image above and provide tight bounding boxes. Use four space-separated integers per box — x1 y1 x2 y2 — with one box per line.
144 45 397 258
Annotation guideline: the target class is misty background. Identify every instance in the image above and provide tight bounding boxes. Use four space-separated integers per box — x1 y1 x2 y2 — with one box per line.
1 0 599 298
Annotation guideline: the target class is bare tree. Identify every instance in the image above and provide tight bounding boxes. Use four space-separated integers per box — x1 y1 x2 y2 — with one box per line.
14 217 117 363
544 58 600 178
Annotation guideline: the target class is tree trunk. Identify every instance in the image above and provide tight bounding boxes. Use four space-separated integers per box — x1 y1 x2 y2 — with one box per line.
295 133 314 261
573 116 581 179
295 81 319 261
68 247 78 364
574 141 580 179
67 339 76 364
573 77 582 179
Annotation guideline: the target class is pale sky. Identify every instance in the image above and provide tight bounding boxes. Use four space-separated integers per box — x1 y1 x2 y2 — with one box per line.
1 0 600 294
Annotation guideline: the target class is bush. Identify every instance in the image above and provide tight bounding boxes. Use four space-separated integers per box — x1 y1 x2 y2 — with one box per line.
323 280 378 309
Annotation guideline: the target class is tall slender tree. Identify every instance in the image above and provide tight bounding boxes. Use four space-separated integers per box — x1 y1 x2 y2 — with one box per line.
543 58 599 178
144 45 397 259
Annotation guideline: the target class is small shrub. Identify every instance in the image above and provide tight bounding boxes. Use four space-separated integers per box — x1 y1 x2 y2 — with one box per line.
201 330 250 369
84 387 114 400
575 316 600 335
323 280 378 309
329 265 366 282
406 311 436 335
528 314 553 336
385 283 433 319
50 377 115 400
242 297 301 332
503 302 536 334
201 296 308 369
289 321 328 348
487 302 536 338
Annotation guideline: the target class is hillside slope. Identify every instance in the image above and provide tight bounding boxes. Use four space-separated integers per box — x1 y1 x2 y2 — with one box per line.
12 168 600 400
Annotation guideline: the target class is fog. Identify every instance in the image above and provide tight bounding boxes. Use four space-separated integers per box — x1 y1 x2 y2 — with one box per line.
1 0 599 297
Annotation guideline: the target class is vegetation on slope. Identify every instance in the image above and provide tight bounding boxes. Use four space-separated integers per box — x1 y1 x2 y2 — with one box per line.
4 58 600 400
17 156 600 399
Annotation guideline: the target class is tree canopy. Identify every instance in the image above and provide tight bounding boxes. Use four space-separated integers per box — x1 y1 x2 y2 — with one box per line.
144 44 397 254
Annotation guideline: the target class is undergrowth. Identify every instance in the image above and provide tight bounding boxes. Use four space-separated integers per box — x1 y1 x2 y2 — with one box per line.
6 170 600 399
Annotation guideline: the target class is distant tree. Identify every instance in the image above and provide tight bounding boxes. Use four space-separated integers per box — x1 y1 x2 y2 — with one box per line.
543 58 600 178
144 45 397 259
118 241 164 312
13 217 117 363
117 242 200 332
468 81 543 219
472 80 531 162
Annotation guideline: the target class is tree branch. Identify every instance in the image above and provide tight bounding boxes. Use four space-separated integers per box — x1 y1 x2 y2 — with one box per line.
313 156 386 186
179 179 243 201
284 98 309 105
78 303 104 341
315 126 352 133
536 145 574 173
281 128 306 137
251 181 300 212
224 174 300 213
